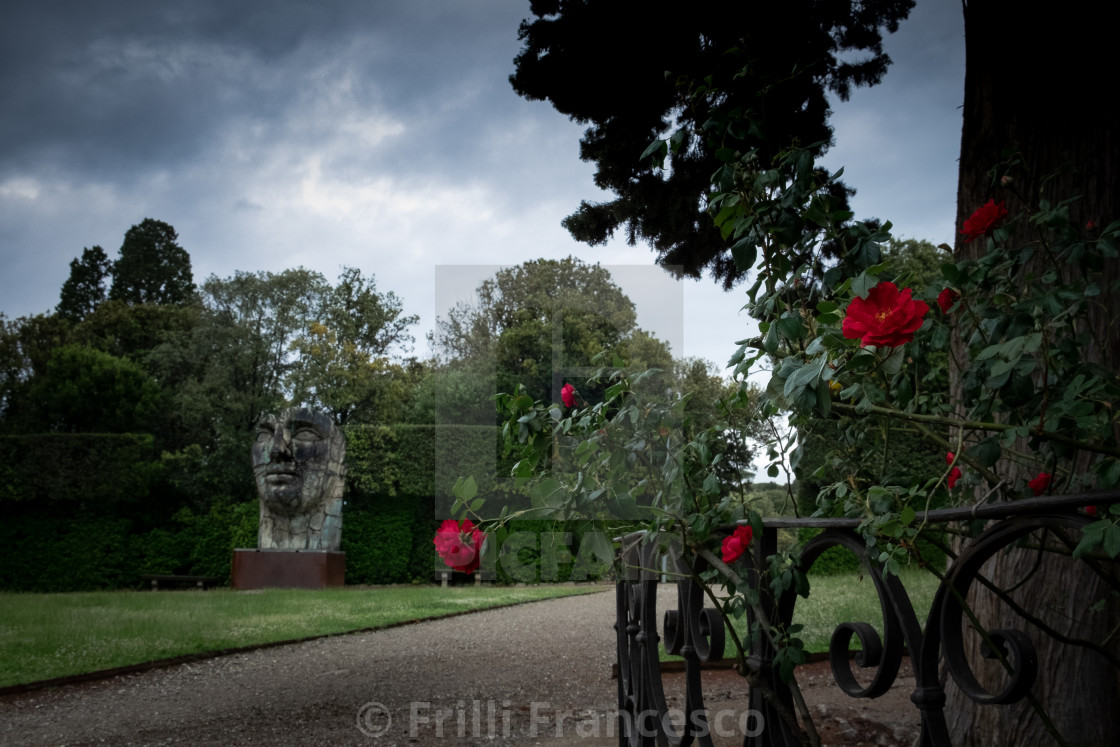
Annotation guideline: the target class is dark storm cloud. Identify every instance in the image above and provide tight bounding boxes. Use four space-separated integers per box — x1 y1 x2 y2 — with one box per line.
0 0 965 374
0 0 530 180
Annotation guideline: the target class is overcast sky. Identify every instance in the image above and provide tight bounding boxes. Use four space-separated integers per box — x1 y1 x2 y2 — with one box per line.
0 0 964 372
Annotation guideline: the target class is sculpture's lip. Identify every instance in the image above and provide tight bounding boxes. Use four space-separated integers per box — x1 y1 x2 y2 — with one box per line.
261 469 300 482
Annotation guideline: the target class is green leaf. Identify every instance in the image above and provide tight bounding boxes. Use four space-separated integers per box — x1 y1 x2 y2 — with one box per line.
900 506 916 526
1104 524 1120 558
880 346 906 376
453 475 478 502
1074 521 1107 559
852 272 878 299
777 313 805 340
968 439 1002 469
730 237 757 271
975 344 1002 361
581 532 614 565
640 138 667 163
702 471 720 496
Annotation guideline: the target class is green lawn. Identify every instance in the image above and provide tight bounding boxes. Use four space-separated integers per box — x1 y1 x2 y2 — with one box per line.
0 584 606 689
791 567 939 653
661 568 940 661
2 571 941 689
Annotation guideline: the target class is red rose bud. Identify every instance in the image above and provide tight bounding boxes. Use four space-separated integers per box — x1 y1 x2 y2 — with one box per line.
1028 472 1052 496
961 199 1009 242
721 525 753 564
945 452 962 488
434 519 484 574
937 288 960 314
561 383 577 408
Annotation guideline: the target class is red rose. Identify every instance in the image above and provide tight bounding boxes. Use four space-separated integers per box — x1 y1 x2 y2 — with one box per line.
842 281 930 348
561 383 577 408
946 452 962 489
937 288 960 315
1086 505 1098 517
961 200 1009 242
434 519 484 574
721 525 753 564
1028 472 1052 496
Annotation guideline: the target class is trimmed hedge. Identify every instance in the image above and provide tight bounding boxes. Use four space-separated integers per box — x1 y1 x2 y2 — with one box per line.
0 433 161 510
0 424 535 590
0 503 259 592
0 515 137 592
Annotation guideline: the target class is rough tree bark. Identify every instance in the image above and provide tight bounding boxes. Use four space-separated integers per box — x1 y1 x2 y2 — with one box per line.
946 1 1120 744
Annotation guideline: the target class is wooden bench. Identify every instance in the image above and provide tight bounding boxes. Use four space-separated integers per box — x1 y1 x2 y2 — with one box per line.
140 574 220 591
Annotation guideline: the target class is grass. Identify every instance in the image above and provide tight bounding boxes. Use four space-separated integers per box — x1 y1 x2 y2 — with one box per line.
661 568 940 661
0 584 606 689
790 567 939 653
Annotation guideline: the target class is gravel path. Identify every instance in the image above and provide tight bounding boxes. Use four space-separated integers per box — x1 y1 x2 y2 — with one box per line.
0 589 624 747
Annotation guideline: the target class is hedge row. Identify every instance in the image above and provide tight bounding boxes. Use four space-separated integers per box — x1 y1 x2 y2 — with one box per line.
0 503 258 592
0 433 162 509
0 425 567 591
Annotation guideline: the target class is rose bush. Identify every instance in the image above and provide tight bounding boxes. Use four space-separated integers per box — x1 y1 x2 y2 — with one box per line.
449 84 1120 744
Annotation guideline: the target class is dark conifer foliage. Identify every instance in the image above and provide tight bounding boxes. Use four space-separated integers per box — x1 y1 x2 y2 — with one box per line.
510 0 913 287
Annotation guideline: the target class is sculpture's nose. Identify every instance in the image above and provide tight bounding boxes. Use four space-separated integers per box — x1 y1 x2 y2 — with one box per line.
269 426 293 460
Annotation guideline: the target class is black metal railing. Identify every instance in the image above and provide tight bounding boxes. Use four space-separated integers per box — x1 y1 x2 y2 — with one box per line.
614 490 1120 746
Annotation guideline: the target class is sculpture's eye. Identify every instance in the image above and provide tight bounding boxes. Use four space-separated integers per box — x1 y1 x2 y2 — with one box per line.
293 426 322 442
255 428 273 442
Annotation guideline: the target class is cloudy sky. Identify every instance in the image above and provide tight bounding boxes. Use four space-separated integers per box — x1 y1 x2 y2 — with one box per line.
0 0 964 371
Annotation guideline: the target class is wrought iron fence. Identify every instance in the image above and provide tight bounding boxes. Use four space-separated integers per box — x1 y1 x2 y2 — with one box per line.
614 490 1120 746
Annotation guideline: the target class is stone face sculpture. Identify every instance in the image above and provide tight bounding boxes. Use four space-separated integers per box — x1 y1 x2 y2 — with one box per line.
251 407 346 551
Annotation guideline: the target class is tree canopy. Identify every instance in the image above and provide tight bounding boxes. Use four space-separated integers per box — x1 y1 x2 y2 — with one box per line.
57 246 110 323
109 219 196 306
510 0 913 287
431 257 671 410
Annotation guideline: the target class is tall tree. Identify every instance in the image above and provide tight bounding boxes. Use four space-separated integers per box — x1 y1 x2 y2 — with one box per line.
0 313 70 428
109 219 196 306
943 2 1120 743
510 0 913 287
14 345 163 435
287 267 419 424
57 246 110 322
431 257 669 411
184 268 327 433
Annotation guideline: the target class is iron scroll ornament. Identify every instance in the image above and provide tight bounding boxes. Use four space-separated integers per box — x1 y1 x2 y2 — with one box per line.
616 507 1110 746
777 516 1097 745
616 537 727 746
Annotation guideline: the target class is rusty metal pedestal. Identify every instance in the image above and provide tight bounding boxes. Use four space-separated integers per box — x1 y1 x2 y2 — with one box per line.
231 549 345 590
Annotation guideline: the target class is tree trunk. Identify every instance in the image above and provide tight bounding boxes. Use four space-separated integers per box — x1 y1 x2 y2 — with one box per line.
946 1 1120 744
